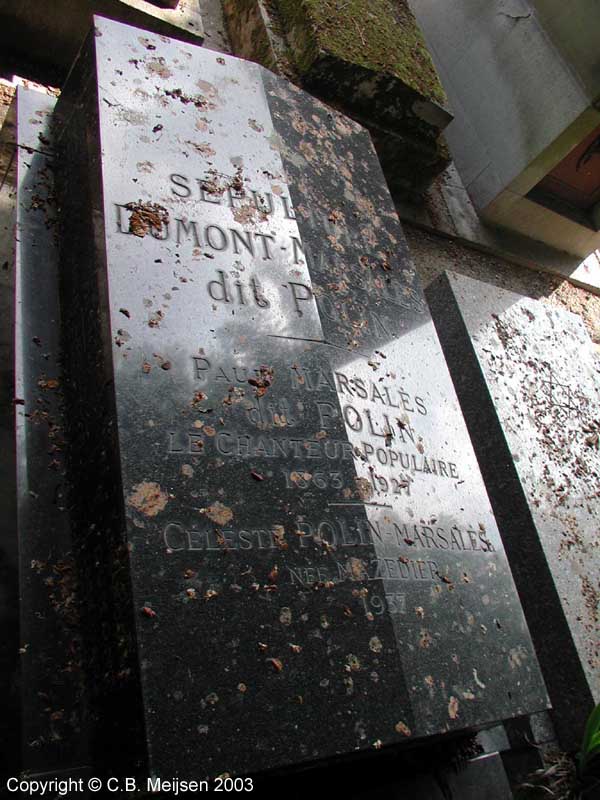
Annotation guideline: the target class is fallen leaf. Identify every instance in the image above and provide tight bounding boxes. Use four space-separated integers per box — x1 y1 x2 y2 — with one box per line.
448 696 459 719
395 721 411 736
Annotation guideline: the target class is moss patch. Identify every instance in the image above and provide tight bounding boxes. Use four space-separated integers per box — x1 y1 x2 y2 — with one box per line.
276 0 446 104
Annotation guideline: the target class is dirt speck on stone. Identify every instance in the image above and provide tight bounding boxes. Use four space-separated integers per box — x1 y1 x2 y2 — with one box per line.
347 557 366 580
202 501 233 525
187 140 216 157
127 481 169 517
355 477 374 500
146 57 172 79
232 203 267 226
448 695 459 719
125 201 169 238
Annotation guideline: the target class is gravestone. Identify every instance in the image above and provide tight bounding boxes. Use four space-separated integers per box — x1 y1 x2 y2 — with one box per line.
427 271 600 748
0 87 89 780
52 15 549 779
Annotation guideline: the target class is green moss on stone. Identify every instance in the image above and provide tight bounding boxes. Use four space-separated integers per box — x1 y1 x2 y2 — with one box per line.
276 0 446 105
273 0 320 75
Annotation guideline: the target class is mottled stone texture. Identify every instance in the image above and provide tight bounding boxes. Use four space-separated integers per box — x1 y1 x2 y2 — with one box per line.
51 16 546 780
427 271 600 749
0 87 90 780
52 30 147 779
223 0 452 196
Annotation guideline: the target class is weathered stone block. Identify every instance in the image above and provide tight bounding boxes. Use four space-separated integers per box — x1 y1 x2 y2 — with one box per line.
276 0 446 114
427 271 600 748
224 0 452 196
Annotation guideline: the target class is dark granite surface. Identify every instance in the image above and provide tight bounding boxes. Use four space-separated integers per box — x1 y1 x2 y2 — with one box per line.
1 87 89 779
50 16 548 778
427 271 599 748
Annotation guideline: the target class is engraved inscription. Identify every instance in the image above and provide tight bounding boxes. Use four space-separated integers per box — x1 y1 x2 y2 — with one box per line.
170 356 463 487
163 517 494 556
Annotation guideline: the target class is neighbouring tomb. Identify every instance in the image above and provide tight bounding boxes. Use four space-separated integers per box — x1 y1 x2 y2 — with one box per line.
1 87 88 778
222 0 452 196
427 272 600 748
51 15 548 779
